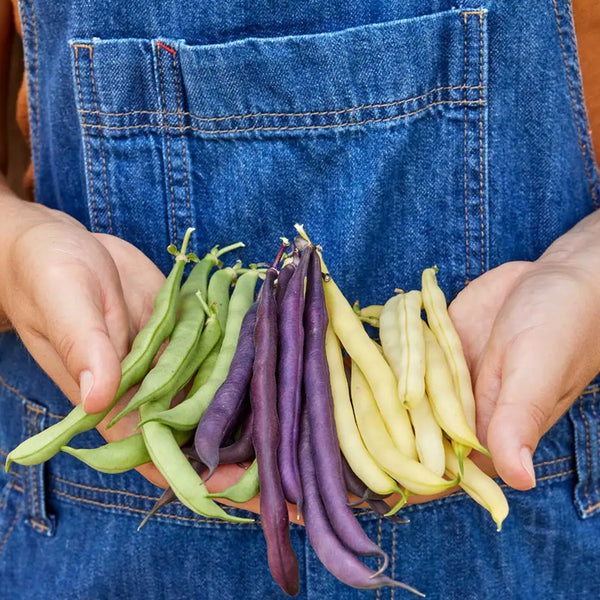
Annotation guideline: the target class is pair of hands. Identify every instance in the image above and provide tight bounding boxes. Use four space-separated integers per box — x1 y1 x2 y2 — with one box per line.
2 188 600 511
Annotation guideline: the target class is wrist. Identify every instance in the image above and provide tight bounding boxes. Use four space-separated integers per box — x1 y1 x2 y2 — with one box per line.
538 209 600 293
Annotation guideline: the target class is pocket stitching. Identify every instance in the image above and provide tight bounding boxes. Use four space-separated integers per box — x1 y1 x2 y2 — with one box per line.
0 502 22 561
156 42 179 243
167 45 193 235
81 98 485 135
77 83 484 122
74 44 100 232
87 47 114 235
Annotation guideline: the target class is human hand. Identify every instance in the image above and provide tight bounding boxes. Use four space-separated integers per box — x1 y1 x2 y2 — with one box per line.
449 211 600 490
0 194 265 503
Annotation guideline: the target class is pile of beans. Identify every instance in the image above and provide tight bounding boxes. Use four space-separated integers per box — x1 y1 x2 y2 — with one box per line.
5 225 508 597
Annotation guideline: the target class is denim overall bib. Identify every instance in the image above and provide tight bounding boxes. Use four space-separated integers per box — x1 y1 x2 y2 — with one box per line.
1 0 599 598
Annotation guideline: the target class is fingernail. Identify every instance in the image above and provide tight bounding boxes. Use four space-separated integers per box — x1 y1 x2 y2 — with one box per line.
520 446 536 488
80 370 94 408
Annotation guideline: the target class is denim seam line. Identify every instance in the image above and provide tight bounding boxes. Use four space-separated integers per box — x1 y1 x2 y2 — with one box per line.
76 84 485 122
590 400 600 505
375 519 383 600
87 46 114 235
48 459 574 518
74 44 99 232
477 10 486 276
156 42 178 244
166 45 193 236
461 10 487 285
0 502 22 560
551 0 600 208
80 99 486 136
462 13 470 284
0 480 15 513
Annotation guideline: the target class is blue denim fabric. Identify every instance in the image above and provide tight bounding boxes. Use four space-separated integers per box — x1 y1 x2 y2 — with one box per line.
2 0 600 598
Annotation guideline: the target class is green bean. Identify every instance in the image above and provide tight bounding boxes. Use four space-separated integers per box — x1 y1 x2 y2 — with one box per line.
141 270 259 431
185 266 237 397
4 228 196 471
139 327 252 523
107 291 208 426
184 242 245 304
206 460 259 503
61 429 191 474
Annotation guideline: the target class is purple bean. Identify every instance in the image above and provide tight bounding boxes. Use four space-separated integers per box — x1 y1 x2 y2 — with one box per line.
277 245 314 506
194 303 258 479
299 407 421 593
138 456 207 529
250 264 299 597
303 250 387 565
367 499 410 524
218 412 255 465
275 257 297 306
341 455 387 503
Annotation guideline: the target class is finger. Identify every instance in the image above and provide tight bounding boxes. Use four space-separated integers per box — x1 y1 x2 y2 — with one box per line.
40 268 124 414
17 327 80 402
102 281 130 362
449 261 531 377
93 233 166 335
485 330 569 490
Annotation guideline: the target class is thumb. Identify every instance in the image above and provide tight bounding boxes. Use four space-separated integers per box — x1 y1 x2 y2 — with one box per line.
484 330 569 490
43 271 127 414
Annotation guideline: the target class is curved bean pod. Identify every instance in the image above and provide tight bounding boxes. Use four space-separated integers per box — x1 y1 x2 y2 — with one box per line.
108 288 210 426
408 392 445 477
304 251 389 566
138 452 207 530
422 267 476 431
186 267 237 397
194 303 257 478
277 245 313 505
206 460 259 503
443 439 509 531
341 457 409 523
251 265 299 597
423 322 488 456
380 291 426 409
351 360 458 496
5 228 195 470
326 323 399 496
61 428 191 474
340 455 386 502
146 270 259 430
298 407 421 594
139 328 251 523
275 258 297 306
320 265 416 459
217 413 255 465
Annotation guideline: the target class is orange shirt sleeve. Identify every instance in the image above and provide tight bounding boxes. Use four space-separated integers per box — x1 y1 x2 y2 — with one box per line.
573 0 600 163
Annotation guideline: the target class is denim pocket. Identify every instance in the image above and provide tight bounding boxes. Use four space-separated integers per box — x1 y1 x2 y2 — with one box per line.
0 376 56 537
569 384 600 519
70 7 488 302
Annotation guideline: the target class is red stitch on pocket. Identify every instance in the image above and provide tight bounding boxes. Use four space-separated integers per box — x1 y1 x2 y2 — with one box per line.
157 41 176 55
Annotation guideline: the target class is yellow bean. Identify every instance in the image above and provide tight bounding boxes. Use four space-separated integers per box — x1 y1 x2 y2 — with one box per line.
323 273 416 459
423 322 489 456
381 291 425 409
443 440 509 531
325 325 399 496
408 393 445 477
351 361 457 496
379 294 403 379
421 267 476 431
360 304 383 319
